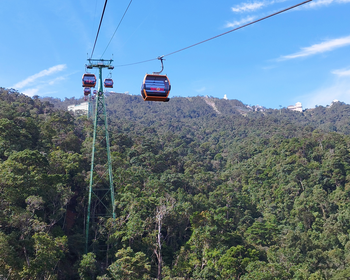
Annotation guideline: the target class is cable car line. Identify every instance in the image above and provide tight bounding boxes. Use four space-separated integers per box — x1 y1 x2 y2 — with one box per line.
101 0 134 58
162 0 312 58
90 0 109 58
114 0 312 68
115 57 159 68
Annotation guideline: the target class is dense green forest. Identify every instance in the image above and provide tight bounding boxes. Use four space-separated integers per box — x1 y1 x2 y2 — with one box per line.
2 87 350 279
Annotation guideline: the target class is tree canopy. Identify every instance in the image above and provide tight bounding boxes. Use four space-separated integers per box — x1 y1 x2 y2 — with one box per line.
1 88 350 279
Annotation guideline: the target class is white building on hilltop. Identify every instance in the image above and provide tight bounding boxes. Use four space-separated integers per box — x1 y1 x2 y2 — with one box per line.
254 104 266 112
331 99 339 106
68 102 89 115
287 102 302 112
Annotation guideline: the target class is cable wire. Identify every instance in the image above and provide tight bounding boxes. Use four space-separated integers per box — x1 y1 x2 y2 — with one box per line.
114 57 159 67
91 0 109 58
101 0 133 58
115 0 312 67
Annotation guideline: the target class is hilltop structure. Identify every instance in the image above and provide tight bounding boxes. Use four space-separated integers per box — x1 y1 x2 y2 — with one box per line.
331 99 339 106
68 102 89 115
288 102 302 112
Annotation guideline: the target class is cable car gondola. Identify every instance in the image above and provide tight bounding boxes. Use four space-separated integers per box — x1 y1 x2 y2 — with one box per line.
141 74 171 102
84 87 91 95
140 56 171 102
104 78 113 88
82 73 96 88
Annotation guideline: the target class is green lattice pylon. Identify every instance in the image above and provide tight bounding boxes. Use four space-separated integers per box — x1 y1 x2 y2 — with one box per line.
85 59 115 253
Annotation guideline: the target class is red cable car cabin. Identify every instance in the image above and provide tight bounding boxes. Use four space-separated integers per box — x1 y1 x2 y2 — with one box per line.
82 73 96 88
104 78 113 88
84 87 91 95
141 74 171 102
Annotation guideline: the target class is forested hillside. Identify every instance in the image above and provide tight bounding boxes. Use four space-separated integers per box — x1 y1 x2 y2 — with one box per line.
2 87 350 279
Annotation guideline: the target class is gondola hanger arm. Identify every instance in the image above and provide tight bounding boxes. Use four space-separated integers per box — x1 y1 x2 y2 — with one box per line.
153 56 165 75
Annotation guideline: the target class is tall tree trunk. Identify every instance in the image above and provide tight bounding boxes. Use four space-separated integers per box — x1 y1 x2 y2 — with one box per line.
155 199 175 280
20 234 30 267
155 206 166 280
157 218 162 280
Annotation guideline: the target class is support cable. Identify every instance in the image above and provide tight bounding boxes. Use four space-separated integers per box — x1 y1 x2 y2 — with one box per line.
91 0 109 58
114 0 311 67
101 0 134 58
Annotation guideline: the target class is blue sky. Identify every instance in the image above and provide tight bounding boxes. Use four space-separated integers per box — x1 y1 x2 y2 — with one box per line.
1 0 349 109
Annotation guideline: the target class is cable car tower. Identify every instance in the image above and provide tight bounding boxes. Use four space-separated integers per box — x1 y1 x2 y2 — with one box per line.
85 58 115 253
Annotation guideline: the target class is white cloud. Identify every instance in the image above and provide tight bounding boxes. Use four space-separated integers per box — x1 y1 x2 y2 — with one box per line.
231 2 266 13
230 0 288 13
196 87 206 93
225 16 256 28
306 0 334 8
48 76 66 85
301 73 350 108
303 0 350 9
332 68 350 77
303 81 350 108
12 64 67 89
22 88 40 97
279 36 350 60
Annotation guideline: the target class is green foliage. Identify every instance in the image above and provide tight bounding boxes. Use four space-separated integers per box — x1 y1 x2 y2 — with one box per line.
217 245 259 279
331 266 350 279
0 232 17 278
79 253 98 280
104 247 150 280
240 261 291 280
3 89 350 278
20 233 67 280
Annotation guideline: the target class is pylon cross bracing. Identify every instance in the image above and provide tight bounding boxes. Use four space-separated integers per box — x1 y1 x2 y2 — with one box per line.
85 59 115 253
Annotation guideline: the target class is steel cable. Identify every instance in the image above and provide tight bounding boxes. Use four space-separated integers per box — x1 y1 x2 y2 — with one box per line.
114 0 312 67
